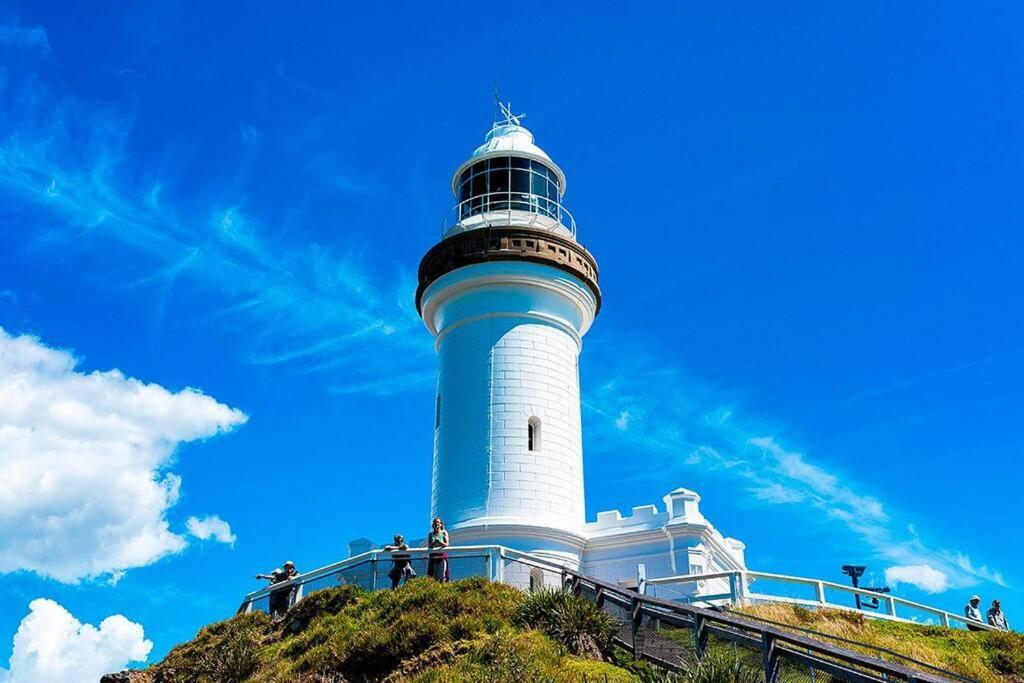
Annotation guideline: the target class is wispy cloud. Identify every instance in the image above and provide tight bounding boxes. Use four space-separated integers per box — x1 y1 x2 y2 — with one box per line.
584 335 1006 593
0 20 50 54
0 53 430 395
836 351 1020 406
886 564 949 594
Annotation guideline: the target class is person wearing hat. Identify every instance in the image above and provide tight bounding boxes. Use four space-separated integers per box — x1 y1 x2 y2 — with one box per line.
965 595 984 630
987 600 1010 630
256 561 300 618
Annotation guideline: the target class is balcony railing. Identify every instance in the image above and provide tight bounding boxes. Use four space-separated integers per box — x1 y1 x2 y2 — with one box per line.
441 191 577 238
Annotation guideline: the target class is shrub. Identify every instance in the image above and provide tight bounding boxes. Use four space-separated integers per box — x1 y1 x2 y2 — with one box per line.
155 611 271 682
282 584 364 635
682 650 761 683
514 589 616 659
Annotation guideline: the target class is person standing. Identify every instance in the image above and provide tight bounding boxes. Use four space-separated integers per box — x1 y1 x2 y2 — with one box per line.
256 560 299 618
987 600 1010 630
965 595 984 631
385 534 416 589
426 517 449 582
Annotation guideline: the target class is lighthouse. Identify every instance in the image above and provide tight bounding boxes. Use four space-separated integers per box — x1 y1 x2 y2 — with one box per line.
416 105 600 566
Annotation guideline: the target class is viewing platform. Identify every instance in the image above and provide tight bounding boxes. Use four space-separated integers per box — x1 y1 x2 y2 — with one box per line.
239 545 1000 683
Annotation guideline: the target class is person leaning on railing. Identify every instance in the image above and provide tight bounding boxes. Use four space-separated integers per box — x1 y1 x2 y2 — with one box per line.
987 600 1010 630
384 534 416 589
426 517 449 582
256 560 299 619
965 594 984 631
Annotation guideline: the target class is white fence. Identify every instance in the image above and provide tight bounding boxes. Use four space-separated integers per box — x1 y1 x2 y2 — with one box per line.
645 569 1002 632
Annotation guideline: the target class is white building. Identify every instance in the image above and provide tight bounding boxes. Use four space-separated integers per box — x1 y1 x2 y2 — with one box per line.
403 109 745 591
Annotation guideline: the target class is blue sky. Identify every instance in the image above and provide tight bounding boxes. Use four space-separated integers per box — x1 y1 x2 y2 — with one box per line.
1 0 1022 675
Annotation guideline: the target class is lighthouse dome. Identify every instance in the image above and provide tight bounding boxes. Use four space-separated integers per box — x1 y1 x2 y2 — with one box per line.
444 120 573 239
452 123 567 194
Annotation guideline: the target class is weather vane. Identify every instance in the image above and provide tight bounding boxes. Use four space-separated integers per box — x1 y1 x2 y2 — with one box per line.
492 81 525 128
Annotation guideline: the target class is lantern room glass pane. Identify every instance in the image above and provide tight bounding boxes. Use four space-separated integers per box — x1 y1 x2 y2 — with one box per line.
511 169 530 193
489 167 508 193
471 173 487 197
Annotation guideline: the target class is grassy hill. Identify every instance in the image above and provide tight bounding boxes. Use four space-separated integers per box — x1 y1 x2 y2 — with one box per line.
109 579 1024 682
732 604 1024 682
119 578 646 683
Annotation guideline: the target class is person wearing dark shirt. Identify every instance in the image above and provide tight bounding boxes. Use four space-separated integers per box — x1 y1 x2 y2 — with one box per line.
256 560 299 618
384 534 416 589
987 600 1010 630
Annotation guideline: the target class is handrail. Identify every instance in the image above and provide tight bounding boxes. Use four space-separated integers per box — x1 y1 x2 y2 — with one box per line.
725 608 973 682
241 545 499 602
440 191 577 237
560 568 954 683
648 568 1002 632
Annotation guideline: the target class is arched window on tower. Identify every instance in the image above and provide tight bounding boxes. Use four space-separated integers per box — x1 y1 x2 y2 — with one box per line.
528 416 541 451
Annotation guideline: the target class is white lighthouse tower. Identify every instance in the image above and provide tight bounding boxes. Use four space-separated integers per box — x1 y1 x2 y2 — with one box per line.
416 105 601 566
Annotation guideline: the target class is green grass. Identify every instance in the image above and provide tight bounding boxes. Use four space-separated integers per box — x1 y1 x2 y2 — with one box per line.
128 584 1024 682
137 579 643 682
733 603 1024 682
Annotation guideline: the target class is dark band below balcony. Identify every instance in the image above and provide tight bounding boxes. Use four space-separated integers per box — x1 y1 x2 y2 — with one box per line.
416 227 601 315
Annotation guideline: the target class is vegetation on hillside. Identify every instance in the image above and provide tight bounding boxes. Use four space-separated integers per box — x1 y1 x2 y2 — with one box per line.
131 578 649 682
111 581 1024 682
733 603 1024 682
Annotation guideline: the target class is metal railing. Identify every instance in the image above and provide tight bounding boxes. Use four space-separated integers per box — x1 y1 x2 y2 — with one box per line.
646 569 1002 632
564 568 960 683
238 546 969 682
440 191 577 238
238 545 501 614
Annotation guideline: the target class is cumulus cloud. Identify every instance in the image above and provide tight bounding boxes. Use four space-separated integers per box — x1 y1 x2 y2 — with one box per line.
885 565 950 594
0 598 151 683
0 328 247 582
186 515 237 545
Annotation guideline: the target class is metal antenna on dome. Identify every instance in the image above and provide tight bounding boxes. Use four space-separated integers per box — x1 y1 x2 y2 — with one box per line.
498 101 525 126
493 80 500 126
491 83 526 130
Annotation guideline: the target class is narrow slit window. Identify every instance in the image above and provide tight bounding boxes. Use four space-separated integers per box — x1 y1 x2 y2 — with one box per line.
435 394 441 428
528 416 541 451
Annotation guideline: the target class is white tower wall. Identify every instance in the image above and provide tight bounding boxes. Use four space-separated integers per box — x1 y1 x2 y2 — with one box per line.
420 261 597 564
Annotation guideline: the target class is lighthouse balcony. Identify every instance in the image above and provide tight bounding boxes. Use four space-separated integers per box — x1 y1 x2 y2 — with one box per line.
442 191 576 239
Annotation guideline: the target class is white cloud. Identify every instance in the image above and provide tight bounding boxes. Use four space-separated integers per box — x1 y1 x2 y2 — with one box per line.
751 483 806 504
0 328 247 582
186 515 237 545
614 410 630 431
0 598 151 683
749 436 887 521
885 565 950 594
